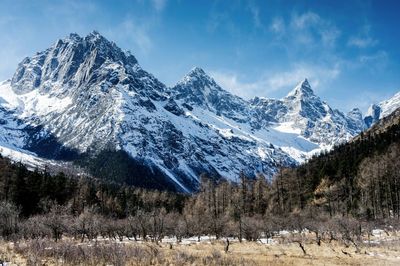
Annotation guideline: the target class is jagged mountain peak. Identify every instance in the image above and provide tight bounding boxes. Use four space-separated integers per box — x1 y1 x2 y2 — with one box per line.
65 31 107 44
67 32 81 41
11 31 141 95
285 78 316 99
283 79 325 114
364 91 400 127
188 66 207 76
347 107 366 130
171 67 250 122
62 31 112 49
87 30 102 38
1 32 391 193
173 67 220 100
249 78 365 146
0 33 297 191
68 31 138 65
350 107 361 112
178 66 216 87
348 107 363 117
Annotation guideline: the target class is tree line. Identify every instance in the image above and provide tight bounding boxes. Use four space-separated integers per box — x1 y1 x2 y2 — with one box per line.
0 114 399 243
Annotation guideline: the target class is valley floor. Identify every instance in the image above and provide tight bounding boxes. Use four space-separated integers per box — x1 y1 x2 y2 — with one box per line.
1 233 400 265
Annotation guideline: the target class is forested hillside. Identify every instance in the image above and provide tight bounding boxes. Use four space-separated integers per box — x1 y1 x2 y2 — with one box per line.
273 107 400 219
0 108 399 246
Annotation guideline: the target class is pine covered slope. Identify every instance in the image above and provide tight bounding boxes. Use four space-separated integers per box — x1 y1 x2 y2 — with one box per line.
274 106 400 218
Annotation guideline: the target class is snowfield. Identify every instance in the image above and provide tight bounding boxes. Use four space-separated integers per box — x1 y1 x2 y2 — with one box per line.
0 32 399 191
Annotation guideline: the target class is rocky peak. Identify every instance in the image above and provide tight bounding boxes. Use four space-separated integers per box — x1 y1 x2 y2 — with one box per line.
347 108 366 130
177 67 217 88
1 31 387 192
285 78 316 100
172 67 220 104
171 67 249 122
348 108 363 119
187 67 207 77
283 79 328 120
364 91 400 127
11 31 139 95
67 32 81 42
82 31 138 66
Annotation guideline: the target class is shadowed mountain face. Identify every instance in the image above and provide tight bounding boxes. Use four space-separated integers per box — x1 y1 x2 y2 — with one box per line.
250 79 366 147
364 92 400 128
0 32 396 192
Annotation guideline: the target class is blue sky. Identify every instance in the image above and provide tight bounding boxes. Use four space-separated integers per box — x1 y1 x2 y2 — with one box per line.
0 0 399 112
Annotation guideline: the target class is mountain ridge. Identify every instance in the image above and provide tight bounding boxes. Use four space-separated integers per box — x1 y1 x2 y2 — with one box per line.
0 31 398 192
364 91 400 127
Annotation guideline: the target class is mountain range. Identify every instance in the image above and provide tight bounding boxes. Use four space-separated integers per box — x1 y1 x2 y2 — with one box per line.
0 31 399 192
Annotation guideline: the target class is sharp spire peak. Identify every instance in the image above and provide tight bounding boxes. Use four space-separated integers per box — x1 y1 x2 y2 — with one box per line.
188 67 207 76
180 67 214 82
63 31 109 44
286 78 315 98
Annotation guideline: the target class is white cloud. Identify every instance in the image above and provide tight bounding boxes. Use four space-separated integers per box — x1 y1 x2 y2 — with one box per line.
267 63 340 92
248 2 262 28
321 27 341 47
106 19 153 54
291 12 320 29
151 0 167 12
333 90 394 113
210 71 268 99
211 63 341 99
348 36 378 48
348 24 378 48
359 50 387 63
269 17 285 33
271 11 341 48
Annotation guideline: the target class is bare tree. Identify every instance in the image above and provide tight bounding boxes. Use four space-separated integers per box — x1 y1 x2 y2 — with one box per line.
43 204 69 242
0 201 19 239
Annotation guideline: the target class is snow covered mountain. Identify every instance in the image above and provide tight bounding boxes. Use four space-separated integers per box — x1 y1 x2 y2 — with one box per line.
250 79 365 149
171 67 250 123
364 91 400 127
0 32 295 191
0 31 392 192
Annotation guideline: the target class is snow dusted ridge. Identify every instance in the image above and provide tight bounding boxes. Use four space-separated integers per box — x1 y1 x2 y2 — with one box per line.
364 91 400 127
250 79 366 148
0 31 397 191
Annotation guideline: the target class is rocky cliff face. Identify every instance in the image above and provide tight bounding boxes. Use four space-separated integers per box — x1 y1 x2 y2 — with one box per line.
0 32 294 191
0 31 392 192
250 79 365 148
364 92 400 127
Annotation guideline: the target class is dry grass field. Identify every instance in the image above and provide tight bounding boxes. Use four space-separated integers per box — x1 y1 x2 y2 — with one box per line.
1 233 400 266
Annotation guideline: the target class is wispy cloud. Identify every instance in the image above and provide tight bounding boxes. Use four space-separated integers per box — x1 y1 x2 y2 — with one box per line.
106 18 153 54
136 0 167 12
290 11 341 48
291 11 320 29
355 50 389 73
348 24 378 48
210 70 269 99
151 0 167 12
348 36 378 48
331 90 394 113
269 17 285 34
270 11 340 50
206 10 238 36
211 62 341 99
247 1 262 29
359 50 388 63
266 63 341 92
